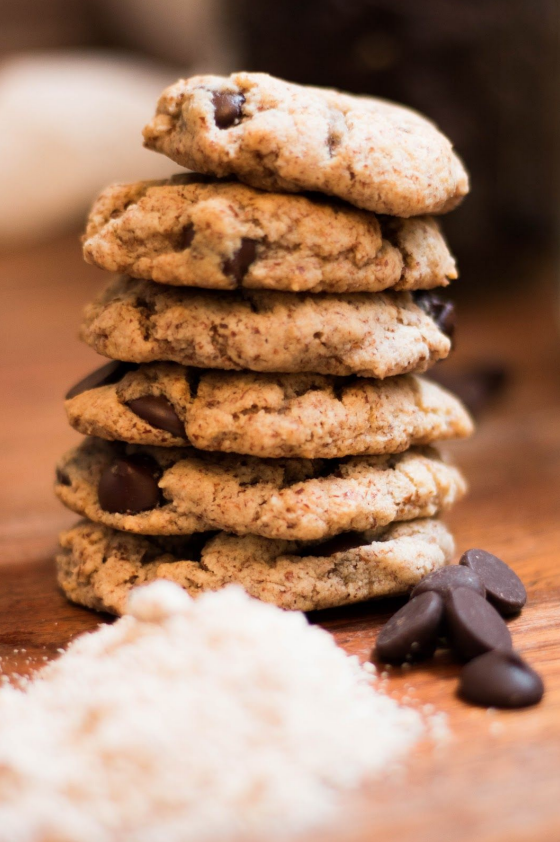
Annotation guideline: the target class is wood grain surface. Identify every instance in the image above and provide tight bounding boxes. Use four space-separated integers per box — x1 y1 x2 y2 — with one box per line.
1 235 559 841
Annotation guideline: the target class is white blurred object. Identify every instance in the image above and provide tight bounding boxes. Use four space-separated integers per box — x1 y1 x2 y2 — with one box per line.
98 0 238 70
0 52 178 245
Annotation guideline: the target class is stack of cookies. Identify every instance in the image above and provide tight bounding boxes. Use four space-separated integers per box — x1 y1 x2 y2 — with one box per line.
55 72 473 616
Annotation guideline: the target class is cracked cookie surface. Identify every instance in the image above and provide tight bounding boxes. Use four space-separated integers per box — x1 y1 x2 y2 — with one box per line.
57 517 454 614
80 277 451 378
65 363 473 458
55 437 466 540
143 72 469 217
83 175 456 293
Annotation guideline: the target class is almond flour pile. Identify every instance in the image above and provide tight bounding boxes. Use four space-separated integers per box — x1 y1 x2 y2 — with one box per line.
0 583 423 842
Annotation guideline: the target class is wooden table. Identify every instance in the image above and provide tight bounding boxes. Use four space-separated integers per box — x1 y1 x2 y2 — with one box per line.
1 235 560 841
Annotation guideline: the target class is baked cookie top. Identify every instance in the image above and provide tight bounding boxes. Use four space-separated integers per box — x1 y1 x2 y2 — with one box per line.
143 72 469 217
83 175 456 293
55 437 466 541
80 277 452 379
57 517 455 615
64 362 473 458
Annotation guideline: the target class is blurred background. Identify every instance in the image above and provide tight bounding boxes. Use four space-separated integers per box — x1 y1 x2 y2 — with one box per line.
1 0 559 560
1 0 558 271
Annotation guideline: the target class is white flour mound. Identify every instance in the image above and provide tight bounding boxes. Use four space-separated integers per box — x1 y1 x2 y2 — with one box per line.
0 583 423 842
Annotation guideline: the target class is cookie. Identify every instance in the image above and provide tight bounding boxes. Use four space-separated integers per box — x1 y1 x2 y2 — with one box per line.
56 517 455 615
83 174 457 293
55 437 466 541
143 72 469 217
80 277 452 378
65 363 474 458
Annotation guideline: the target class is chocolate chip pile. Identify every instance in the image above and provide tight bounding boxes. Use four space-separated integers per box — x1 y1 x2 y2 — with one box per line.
374 548 544 708
54 71 474 617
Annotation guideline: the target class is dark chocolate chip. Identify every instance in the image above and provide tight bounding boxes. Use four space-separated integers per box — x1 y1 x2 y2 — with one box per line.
459 650 544 708
413 291 456 341
55 467 71 486
460 548 527 616
410 565 485 601
375 592 444 664
98 455 162 514
177 222 195 250
223 238 258 283
65 361 135 400
298 532 369 558
446 587 513 661
126 395 186 439
212 91 245 129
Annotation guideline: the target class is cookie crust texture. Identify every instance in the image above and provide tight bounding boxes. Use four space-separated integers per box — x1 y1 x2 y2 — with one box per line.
83 175 457 293
57 517 455 615
65 364 473 458
142 72 469 217
80 276 451 379
55 437 466 540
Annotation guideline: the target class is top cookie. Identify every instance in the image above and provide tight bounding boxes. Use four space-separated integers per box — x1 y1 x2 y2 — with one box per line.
83 175 457 293
143 72 469 217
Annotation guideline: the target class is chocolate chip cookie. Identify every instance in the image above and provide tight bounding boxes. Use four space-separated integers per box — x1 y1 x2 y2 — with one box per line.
64 363 473 458
57 517 455 614
80 277 452 378
143 72 469 217
83 174 457 293
55 437 466 540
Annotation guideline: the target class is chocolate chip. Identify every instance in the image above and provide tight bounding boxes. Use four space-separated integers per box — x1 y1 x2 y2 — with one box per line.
459 650 544 708
65 361 135 400
223 238 258 283
212 91 245 129
460 548 527 616
413 291 456 341
446 587 513 661
375 592 444 664
98 455 162 514
298 532 369 558
126 395 186 439
411 565 485 601
55 467 71 486
177 223 195 250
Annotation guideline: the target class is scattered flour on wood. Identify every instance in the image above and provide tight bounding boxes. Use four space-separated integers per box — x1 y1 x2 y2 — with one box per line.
0 582 426 842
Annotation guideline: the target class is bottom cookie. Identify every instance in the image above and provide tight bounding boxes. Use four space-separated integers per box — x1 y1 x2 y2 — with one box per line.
57 518 454 615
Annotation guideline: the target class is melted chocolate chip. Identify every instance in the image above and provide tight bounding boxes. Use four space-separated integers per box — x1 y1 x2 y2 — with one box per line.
375 592 444 664
413 291 456 341
446 587 513 661
126 395 186 439
411 565 485 601
98 455 162 514
65 361 135 400
459 650 544 708
460 548 527 616
55 467 71 486
223 238 258 284
212 91 245 129
298 532 368 558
